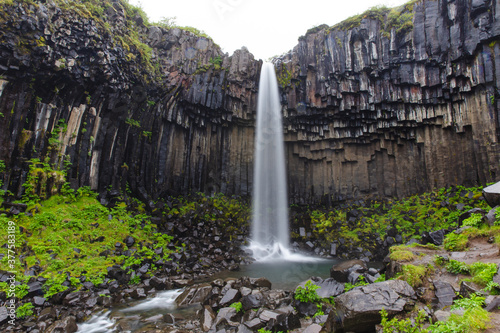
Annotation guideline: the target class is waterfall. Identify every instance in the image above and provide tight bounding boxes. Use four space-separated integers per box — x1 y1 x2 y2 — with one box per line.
250 62 290 260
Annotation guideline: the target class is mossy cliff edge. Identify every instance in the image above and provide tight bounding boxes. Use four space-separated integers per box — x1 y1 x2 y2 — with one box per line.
0 0 499 205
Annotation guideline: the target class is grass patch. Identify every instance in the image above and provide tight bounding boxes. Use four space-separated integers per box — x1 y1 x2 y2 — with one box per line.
396 264 433 288
0 191 175 298
380 293 491 332
443 232 469 251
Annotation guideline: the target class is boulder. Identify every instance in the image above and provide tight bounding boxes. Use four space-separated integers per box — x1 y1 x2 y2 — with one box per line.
199 305 216 332
176 283 212 306
331 280 416 332
244 317 264 330
220 288 241 306
149 276 171 290
295 301 318 317
273 307 301 332
163 313 175 324
27 281 44 298
433 281 456 309
303 323 323 333
131 288 147 299
330 260 367 282
297 277 344 298
486 207 498 226
0 306 9 325
241 292 264 311
483 181 500 207
250 277 272 289
45 316 78 333
213 307 240 329
485 295 500 312
33 296 46 307
421 229 446 246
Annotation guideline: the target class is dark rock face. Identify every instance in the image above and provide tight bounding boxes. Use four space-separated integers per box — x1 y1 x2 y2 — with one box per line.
331 280 416 332
0 0 499 204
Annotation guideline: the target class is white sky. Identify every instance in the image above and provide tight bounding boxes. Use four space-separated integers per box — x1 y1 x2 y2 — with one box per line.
129 0 410 60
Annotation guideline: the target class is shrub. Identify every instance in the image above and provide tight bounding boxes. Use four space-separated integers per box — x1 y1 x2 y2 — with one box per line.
469 262 498 287
380 308 427 333
396 264 432 288
462 213 484 228
446 259 470 274
428 305 490 332
16 302 34 319
451 293 485 310
494 207 500 226
444 232 468 251
294 280 321 304
230 302 243 313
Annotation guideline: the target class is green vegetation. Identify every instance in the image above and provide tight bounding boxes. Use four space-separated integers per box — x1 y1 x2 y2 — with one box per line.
230 302 243 313
380 292 491 332
380 308 427 333
438 258 499 289
294 280 322 304
195 55 225 74
21 158 67 204
395 264 433 288
15 302 34 319
162 192 250 238
0 154 178 300
344 275 369 292
443 232 469 251
276 63 294 88
300 0 419 42
304 185 487 256
0 0 219 84
389 245 417 262
125 118 141 128
444 259 470 274
462 213 484 228
333 5 391 32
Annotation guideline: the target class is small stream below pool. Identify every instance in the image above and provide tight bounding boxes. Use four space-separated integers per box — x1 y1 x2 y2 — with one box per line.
77 259 342 332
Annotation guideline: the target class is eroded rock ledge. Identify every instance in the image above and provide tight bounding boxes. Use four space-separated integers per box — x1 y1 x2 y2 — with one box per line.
0 0 499 204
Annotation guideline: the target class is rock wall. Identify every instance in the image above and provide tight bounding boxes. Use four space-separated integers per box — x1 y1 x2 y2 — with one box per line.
0 0 260 204
0 0 499 205
278 0 500 203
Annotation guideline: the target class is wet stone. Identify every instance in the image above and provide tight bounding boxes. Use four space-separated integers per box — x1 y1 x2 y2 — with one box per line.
33 296 46 307
244 318 264 330
220 288 240 306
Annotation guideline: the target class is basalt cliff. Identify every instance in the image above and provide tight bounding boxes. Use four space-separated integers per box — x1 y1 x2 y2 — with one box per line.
0 0 499 205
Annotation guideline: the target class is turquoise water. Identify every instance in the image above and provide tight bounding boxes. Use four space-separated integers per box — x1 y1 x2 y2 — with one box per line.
208 259 341 290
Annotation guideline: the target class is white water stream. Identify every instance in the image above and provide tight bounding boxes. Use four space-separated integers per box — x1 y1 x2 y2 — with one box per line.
76 289 182 333
250 62 290 260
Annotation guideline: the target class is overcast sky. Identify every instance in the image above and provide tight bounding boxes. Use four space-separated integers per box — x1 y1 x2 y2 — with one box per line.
129 0 410 60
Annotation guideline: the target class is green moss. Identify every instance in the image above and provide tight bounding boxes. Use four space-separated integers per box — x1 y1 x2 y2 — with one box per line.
444 232 469 251
0 193 175 297
276 63 293 88
396 264 433 288
331 5 391 32
389 248 416 262
304 185 487 257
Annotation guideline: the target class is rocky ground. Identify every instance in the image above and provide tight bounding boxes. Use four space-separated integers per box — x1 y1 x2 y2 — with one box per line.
0 185 498 332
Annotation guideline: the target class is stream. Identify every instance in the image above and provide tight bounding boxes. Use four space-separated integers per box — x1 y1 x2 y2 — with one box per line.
76 259 339 332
